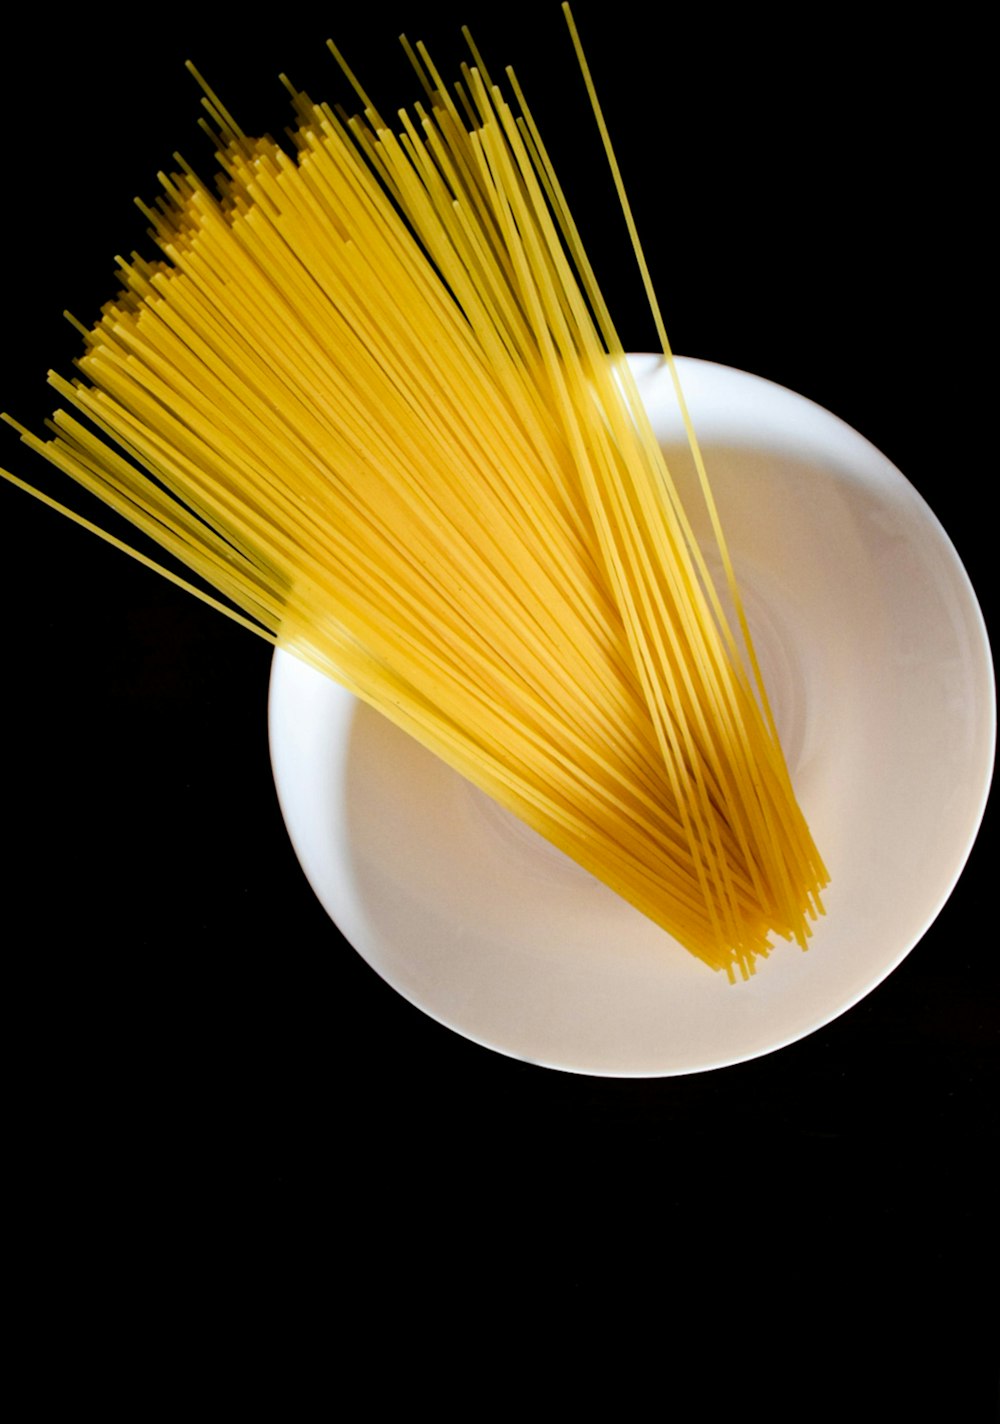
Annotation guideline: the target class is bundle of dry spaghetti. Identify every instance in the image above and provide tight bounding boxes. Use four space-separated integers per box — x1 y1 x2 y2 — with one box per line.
2 13 826 978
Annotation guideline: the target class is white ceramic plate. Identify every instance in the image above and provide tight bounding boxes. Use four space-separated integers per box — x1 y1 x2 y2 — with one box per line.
268 356 995 1076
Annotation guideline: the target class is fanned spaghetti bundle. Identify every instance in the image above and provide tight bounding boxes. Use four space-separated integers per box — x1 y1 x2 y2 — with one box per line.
2 13 827 978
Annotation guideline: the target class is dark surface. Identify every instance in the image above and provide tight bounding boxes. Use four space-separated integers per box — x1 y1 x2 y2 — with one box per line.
3 4 995 1400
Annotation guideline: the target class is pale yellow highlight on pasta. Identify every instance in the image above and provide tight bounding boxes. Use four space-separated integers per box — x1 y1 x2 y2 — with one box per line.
1 14 827 978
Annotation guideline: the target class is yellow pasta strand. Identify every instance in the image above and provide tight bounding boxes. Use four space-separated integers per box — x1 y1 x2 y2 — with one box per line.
1 16 827 979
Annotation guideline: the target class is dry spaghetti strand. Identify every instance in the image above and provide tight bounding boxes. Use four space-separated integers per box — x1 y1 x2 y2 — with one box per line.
1 18 827 978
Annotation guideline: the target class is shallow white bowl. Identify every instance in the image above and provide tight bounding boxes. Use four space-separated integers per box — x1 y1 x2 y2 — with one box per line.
268 355 995 1076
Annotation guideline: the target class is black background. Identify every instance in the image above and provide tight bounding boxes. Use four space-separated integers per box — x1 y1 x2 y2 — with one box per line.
2 3 995 1400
